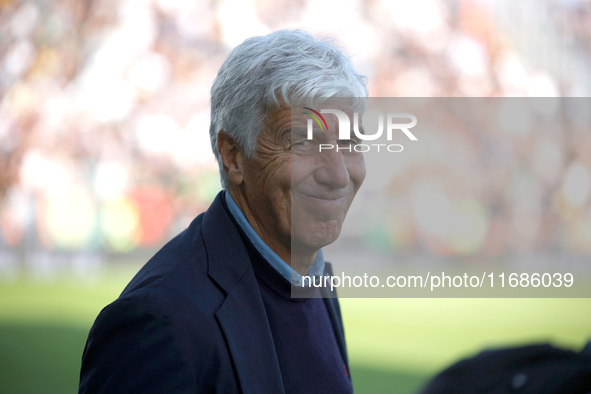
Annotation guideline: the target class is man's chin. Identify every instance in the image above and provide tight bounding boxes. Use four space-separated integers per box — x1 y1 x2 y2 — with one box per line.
292 221 342 251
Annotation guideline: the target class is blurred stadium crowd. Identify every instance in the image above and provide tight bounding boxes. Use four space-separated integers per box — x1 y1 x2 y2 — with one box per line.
1 0 591 277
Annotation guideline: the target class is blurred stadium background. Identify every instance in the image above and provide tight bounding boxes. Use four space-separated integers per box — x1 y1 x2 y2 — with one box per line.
1 0 591 392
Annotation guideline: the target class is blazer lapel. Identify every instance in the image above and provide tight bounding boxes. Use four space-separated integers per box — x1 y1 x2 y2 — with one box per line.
321 263 350 371
215 283 285 393
203 192 285 393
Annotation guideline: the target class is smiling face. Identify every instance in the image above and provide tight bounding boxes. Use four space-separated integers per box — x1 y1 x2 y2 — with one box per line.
225 105 365 273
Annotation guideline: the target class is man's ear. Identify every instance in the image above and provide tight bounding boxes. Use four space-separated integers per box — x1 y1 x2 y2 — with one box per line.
217 130 245 186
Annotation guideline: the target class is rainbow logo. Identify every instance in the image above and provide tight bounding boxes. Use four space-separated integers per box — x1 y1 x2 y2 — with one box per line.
303 107 328 131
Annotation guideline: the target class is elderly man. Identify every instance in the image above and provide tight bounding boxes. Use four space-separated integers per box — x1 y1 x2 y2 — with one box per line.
79 30 367 393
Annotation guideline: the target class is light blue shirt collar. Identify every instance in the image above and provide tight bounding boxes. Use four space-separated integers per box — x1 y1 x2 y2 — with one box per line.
224 191 325 285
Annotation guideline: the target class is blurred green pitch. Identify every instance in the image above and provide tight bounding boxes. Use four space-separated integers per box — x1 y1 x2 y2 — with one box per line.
0 266 590 394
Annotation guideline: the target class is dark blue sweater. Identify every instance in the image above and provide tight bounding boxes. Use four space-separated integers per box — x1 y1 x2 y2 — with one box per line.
240 234 353 393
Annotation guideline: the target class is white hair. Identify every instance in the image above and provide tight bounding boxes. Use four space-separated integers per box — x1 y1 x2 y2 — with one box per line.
209 29 368 188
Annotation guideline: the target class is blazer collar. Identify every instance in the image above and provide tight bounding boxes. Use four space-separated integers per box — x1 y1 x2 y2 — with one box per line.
202 191 252 293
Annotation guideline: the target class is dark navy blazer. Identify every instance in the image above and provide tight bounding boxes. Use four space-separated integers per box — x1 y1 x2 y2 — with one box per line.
79 191 349 393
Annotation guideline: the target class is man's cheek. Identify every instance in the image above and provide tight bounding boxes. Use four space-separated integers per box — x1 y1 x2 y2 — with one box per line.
350 162 366 186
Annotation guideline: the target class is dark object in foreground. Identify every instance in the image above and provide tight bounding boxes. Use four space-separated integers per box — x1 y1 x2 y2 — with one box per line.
420 342 591 393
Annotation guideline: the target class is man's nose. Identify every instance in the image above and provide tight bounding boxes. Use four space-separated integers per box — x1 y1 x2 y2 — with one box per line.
314 148 350 189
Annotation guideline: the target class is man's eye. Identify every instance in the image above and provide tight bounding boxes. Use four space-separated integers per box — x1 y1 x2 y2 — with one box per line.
337 139 357 146
291 140 311 147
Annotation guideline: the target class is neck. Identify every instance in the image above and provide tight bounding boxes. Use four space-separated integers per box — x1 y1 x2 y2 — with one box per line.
290 246 317 276
228 187 317 275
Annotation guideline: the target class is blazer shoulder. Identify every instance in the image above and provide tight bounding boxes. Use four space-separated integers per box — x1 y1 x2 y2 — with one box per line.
121 212 207 297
